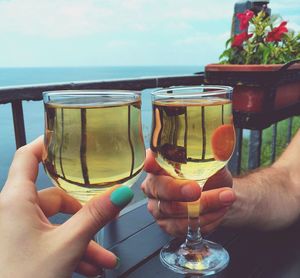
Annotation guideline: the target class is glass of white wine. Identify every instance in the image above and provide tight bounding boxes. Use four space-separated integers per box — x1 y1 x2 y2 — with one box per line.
151 85 235 275
42 90 145 204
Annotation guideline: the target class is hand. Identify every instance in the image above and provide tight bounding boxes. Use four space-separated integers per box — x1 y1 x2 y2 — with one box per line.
0 137 133 278
141 150 236 237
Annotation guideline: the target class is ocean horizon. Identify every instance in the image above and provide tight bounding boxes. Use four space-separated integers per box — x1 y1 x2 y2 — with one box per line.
0 65 202 204
0 65 202 87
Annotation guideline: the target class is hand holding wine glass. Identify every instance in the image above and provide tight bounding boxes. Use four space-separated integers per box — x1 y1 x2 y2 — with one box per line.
149 86 235 275
0 137 134 277
41 90 145 273
142 152 235 236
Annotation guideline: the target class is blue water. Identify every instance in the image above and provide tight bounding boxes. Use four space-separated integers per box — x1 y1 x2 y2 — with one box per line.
0 66 200 189
0 66 201 86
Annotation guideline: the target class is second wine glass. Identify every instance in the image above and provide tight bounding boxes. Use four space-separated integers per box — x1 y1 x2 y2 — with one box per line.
151 85 235 275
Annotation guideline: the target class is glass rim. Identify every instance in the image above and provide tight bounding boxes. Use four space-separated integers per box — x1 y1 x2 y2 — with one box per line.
43 89 141 106
151 85 233 98
43 89 141 97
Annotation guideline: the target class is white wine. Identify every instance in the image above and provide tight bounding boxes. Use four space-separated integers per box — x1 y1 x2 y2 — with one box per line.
43 97 145 204
151 98 235 184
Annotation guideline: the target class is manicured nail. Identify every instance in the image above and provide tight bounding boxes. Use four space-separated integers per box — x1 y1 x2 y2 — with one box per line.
219 190 235 204
181 184 200 200
115 257 121 269
110 186 134 208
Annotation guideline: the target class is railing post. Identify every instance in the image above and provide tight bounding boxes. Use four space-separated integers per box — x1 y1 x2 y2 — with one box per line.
248 130 262 170
229 128 243 175
271 123 277 163
287 117 293 144
11 100 26 149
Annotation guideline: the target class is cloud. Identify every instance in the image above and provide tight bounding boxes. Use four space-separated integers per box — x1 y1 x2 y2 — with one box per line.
7 0 300 40
0 0 299 39
0 0 116 38
106 40 135 48
176 32 230 46
0 0 299 66
0 0 236 39
288 22 300 32
163 1 234 20
272 1 300 10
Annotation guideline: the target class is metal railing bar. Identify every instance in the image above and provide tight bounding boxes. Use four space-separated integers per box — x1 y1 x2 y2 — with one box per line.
248 130 262 170
11 100 26 149
287 117 293 144
271 123 277 163
229 128 243 175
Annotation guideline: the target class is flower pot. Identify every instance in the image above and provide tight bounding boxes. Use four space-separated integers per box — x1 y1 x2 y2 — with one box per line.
205 60 300 129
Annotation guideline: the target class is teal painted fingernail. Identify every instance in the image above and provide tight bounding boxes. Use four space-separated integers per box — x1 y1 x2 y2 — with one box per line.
115 257 121 269
110 186 134 208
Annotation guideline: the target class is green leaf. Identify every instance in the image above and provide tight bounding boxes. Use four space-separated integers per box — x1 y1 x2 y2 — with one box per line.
263 46 270 64
225 38 232 49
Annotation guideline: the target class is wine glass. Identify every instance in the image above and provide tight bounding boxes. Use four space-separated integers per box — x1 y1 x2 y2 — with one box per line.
151 85 235 275
42 90 145 204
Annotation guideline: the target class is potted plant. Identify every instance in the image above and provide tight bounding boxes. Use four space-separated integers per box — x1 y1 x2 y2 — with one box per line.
205 9 300 129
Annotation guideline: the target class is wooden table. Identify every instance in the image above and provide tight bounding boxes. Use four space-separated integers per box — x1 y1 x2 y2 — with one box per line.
102 200 300 278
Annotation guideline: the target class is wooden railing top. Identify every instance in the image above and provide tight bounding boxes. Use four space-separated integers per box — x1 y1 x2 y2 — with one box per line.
0 74 204 104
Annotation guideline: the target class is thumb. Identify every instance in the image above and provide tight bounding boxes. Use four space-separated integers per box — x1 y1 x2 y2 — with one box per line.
144 149 168 175
61 185 134 243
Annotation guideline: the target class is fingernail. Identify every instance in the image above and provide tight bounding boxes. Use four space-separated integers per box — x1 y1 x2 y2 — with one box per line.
219 190 235 204
115 257 121 269
181 184 200 200
110 186 134 208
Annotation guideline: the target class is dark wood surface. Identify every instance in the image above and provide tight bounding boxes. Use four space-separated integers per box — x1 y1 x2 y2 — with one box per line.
103 201 300 278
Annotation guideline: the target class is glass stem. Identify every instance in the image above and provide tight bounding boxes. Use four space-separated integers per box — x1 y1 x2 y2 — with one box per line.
185 202 203 249
185 180 206 249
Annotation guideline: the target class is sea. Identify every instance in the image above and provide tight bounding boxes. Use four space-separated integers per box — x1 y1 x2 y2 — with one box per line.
0 66 201 199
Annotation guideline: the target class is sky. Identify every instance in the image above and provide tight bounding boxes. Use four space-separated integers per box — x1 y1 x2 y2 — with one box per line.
0 0 299 67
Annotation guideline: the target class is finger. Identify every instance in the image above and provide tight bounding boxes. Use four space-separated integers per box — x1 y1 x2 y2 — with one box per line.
156 208 228 237
75 261 103 277
147 196 231 220
203 167 233 191
157 218 188 237
200 207 228 228
38 187 82 217
200 188 236 213
143 149 168 175
83 240 118 269
141 174 201 202
147 198 187 219
3 136 43 193
60 185 134 244
201 218 224 235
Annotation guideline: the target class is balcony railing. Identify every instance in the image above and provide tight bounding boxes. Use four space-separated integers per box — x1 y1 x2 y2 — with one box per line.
0 72 299 178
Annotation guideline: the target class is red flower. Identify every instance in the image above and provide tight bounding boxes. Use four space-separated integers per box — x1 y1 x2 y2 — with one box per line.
232 32 253 47
266 21 288 42
237 9 254 30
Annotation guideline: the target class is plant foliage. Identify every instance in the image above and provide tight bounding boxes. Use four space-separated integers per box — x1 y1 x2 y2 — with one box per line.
220 10 300 64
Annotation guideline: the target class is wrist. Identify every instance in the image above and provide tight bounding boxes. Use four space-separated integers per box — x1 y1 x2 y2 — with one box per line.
222 177 255 228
